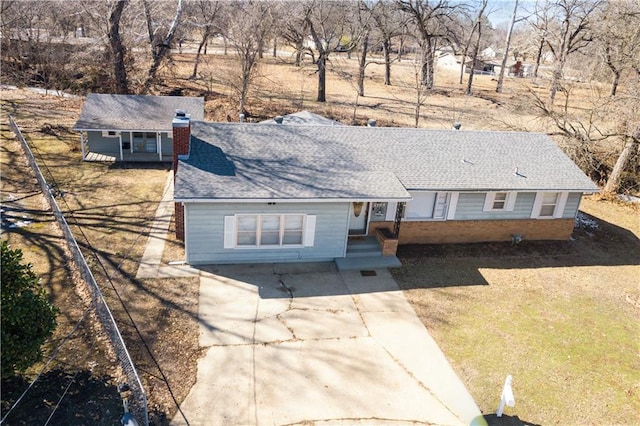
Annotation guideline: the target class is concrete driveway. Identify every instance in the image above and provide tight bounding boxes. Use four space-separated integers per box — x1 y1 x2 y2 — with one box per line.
171 263 484 426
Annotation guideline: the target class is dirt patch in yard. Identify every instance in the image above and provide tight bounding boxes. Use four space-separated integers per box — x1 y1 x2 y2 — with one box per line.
394 196 640 425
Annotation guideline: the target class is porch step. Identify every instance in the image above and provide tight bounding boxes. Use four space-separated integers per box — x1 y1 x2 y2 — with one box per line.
335 255 402 271
346 236 381 257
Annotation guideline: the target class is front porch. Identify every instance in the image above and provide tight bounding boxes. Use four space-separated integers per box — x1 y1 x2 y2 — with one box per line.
335 235 401 271
83 151 172 163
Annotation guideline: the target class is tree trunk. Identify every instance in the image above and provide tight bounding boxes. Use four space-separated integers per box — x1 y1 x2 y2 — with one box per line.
604 136 638 193
496 0 518 93
420 40 435 89
357 31 369 97
294 40 303 66
610 71 621 97
533 37 544 78
191 26 211 79
382 37 391 85
141 0 184 94
317 53 327 102
459 43 470 85
273 36 277 57
549 16 569 102
108 0 129 94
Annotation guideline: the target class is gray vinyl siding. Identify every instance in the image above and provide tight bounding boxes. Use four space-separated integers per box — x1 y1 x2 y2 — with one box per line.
160 133 173 156
562 192 582 218
87 131 119 154
185 202 350 265
87 131 172 155
454 192 536 220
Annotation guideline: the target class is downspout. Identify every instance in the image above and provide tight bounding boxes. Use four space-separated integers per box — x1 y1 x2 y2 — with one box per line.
129 131 133 153
157 132 162 161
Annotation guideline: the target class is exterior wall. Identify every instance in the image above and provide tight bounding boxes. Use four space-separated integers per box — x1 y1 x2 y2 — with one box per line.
86 131 172 159
160 133 173 157
454 192 536 220
562 192 582 218
86 131 119 154
184 202 350 265
398 218 575 244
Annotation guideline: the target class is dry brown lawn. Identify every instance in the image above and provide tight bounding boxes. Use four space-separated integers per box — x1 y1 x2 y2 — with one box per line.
1 49 636 424
393 196 640 425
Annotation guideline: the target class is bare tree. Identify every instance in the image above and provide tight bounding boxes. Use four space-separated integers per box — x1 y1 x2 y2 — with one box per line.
304 0 352 102
370 0 405 85
224 1 265 115
496 0 527 92
186 0 221 79
593 0 640 97
108 0 129 93
547 0 604 102
279 2 309 67
140 0 184 94
398 0 457 89
465 0 489 95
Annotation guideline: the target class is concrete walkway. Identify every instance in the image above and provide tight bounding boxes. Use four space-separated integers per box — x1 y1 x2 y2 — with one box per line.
171 263 485 426
136 172 175 279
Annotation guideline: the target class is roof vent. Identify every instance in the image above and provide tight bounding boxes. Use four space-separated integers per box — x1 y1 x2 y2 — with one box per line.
275 115 284 124
239 113 245 123
367 119 376 127
452 122 462 130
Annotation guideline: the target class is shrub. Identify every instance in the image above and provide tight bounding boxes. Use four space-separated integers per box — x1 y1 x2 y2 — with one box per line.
1 241 58 379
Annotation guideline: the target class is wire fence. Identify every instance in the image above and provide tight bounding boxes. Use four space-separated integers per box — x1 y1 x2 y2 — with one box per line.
8 115 149 426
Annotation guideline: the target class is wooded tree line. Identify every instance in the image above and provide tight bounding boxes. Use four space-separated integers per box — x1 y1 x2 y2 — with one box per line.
1 0 638 193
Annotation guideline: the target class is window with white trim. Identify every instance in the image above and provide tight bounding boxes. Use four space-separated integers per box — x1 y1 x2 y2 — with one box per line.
232 214 309 248
531 191 568 219
483 192 517 212
539 192 559 217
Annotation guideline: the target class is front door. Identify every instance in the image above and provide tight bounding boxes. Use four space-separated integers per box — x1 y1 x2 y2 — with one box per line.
348 202 368 235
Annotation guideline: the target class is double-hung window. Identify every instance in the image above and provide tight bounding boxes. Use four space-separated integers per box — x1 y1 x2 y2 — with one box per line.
230 214 309 248
539 192 559 218
483 192 517 212
531 192 568 219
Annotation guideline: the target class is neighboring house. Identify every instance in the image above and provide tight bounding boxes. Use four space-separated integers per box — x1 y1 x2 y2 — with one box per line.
171 112 598 266
436 51 470 73
73 94 204 162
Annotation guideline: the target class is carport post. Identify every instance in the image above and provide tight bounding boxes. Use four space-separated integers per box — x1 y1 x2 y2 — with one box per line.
80 132 85 160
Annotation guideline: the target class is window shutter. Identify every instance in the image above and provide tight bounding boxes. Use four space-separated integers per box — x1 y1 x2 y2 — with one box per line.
303 215 316 247
554 192 569 219
531 192 544 218
506 192 517 211
223 216 236 248
446 192 459 220
483 193 495 212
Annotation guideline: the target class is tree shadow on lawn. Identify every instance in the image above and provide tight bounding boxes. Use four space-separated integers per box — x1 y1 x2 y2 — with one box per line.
395 211 639 289
1 369 121 425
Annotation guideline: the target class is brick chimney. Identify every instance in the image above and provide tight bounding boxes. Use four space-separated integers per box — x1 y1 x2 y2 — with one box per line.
172 109 190 241
172 109 191 175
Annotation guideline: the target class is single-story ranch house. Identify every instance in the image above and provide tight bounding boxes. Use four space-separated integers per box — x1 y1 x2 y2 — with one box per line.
171 111 598 267
73 94 204 162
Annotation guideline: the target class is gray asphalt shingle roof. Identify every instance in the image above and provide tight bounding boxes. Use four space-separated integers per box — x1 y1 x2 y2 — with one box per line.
73 94 204 131
174 121 598 201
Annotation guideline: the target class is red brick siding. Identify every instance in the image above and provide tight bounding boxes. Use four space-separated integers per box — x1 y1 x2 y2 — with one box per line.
175 202 185 241
397 219 575 244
